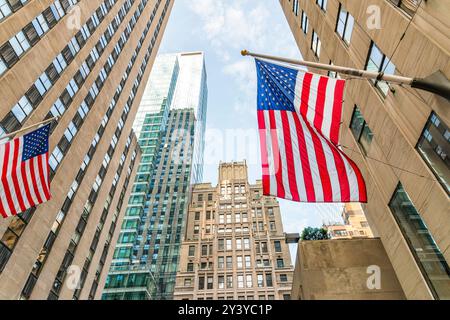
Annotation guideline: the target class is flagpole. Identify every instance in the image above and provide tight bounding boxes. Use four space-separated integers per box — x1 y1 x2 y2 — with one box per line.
241 50 450 100
0 117 58 141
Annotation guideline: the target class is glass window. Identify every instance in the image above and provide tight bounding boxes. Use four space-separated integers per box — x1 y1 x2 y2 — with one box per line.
301 11 308 34
366 42 396 96
417 113 449 194
350 106 373 154
389 183 450 299
274 240 282 252
311 30 321 58
316 0 327 11
336 4 354 45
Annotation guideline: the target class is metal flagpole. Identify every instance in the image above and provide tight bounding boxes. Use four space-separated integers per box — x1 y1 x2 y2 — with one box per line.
241 50 450 101
0 116 58 141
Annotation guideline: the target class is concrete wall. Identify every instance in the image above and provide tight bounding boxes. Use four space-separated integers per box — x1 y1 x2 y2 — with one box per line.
292 238 405 300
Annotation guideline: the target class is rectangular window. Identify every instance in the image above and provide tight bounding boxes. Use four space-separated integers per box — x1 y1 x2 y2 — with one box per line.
311 30 321 58
350 106 373 154
336 4 354 45
274 240 282 252
417 113 449 194
301 11 309 34
218 276 224 289
188 245 195 256
246 274 252 288
226 256 232 269
292 0 299 16
316 0 327 11
237 275 244 288
218 239 224 250
365 42 396 96
226 275 233 288
389 183 450 299
218 256 224 269
257 274 264 287
388 0 420 16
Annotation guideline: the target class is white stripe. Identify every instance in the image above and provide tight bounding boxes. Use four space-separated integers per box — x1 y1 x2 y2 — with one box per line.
33 156 47 202
306 74 320 125
342 154 360 201
287 112 308 201
293 72 305 112
15 138 31 209
24 158 39 205
263 111 277 196
298 116 324 201
0 145 12 217
42 153 50 200
321 78 337 141
5 139 21 214
274 111 292 200
319 136 342 202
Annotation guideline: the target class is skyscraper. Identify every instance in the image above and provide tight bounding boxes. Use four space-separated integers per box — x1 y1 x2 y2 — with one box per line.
280 0 449 299
102 51 208 300
174 161 294 300
0 0 174 300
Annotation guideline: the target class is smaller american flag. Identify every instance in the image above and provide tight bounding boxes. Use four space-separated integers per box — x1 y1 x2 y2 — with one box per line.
0 124 51 218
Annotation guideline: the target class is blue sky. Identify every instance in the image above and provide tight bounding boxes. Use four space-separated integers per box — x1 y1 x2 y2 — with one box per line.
159 0 344 250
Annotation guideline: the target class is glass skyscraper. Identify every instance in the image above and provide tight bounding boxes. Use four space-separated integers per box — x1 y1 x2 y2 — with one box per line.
102 52 208 300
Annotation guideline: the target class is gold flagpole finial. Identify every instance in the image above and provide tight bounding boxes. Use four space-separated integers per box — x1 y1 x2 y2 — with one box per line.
241 49 249 56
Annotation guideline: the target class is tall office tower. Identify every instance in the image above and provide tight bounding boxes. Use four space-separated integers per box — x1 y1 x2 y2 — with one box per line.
325 203 374 239
102 52 208 300
0 0 174 300
173 161 294 300
281 0 449 299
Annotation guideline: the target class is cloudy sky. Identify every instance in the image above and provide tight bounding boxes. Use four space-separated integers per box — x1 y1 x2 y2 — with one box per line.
159 0 344 256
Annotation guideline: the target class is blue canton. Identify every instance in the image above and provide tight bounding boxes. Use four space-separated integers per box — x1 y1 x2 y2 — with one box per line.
255 59 298 112
22 124 50 161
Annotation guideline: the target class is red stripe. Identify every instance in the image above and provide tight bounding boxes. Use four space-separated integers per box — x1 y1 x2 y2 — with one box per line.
291 114 316 202
21 160 36 208
37 154 51 200
302 118 333 202
321 137 351 202
0 200 7 218
257 111 270 196
299 73 313 119
280 112 299 201
330 79 345 145
11 139 26 212
268 110 285 199
1 142 18 216
343 152 367 202
29 157 43 204
313 76 328 134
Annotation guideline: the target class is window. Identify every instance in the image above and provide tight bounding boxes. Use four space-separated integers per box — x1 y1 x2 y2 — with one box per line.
350 106 373 154
388 0 420 16
187 263 193 272
194 212 200 220
280 274 288 282
266 273 273 287
301 11 309 34
226 275 233 288
218 276 224 289
311 30 321 58
226 239 232 250
316 0 327 11
188 245 195 256
365 42 396 96
237 275 244 288
246 274 253 288
244 238 250 250
276 259 284 268
207 276 213 289
417 113 449 194
274 241 282 252
389 183 450 299
218 239 224 250
218 256 224 269
245 255 251 268
257 274 264 287
236 239 242 250
237 256 243 269
226 256 232 269
184 278 192 287
336 4 354 45
198 276 204 290
202 245 208 256
292 0 299 16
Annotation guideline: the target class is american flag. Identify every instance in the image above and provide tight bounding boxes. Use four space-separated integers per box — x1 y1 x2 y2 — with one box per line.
255 59 367 203
0 124 51 218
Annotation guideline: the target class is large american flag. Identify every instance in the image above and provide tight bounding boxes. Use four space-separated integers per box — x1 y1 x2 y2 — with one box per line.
256 59 367 202
0 124 51 218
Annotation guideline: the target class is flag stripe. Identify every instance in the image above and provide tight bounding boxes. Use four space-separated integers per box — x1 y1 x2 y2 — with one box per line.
21 160 36 208
280 111 300 201
330 79 345 144
2 143 18 216
313 76 328 134
268 110 285 199
257 111 270 195
11 138 26 212
29 153 43 205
